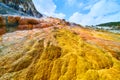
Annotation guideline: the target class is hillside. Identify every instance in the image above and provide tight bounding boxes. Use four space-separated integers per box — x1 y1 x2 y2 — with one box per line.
97 22 120 29
0 17 120 80
97 22 120 26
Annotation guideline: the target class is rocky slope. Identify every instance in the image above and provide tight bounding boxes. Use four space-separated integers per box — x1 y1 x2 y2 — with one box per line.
0 15 68 35
0 0 42 17
0 17 120 80
0 15 42 35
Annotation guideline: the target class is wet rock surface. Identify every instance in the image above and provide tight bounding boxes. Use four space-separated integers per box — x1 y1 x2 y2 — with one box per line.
0 17 120 80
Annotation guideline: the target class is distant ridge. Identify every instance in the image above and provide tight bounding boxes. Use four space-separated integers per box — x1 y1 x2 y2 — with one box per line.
96 21 120 30
97 21 120 26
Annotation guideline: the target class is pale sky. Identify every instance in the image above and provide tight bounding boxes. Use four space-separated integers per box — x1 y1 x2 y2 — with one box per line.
33 0 120 25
